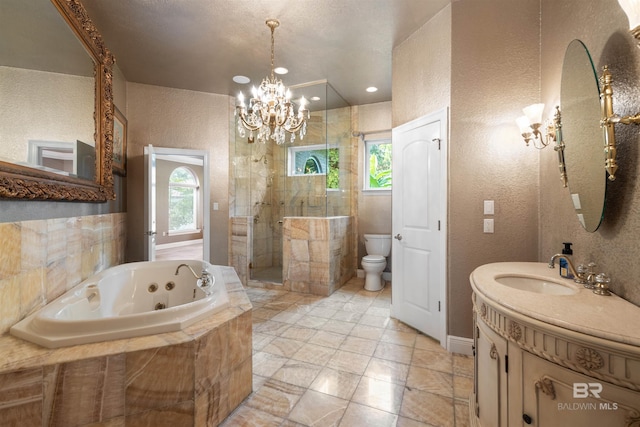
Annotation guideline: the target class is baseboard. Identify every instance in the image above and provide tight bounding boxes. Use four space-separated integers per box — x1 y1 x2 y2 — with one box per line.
447 335 474 355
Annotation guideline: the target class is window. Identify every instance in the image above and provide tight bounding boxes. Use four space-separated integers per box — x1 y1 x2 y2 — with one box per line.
288 144 340 189
168 167 199 233
365 139 392 190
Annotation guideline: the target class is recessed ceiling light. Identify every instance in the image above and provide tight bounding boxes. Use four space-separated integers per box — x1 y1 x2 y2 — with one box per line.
366 86 378 93
274 67 288 75
310 96 321 101
233 75 250 84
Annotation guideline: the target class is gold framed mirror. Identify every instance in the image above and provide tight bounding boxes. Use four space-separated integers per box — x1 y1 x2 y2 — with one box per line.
0 0 115 201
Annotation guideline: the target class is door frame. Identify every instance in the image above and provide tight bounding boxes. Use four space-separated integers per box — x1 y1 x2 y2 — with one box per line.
144 145 210 261
391 108 448 348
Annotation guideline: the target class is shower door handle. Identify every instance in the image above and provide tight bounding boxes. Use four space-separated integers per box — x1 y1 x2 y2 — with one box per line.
394 233 402 241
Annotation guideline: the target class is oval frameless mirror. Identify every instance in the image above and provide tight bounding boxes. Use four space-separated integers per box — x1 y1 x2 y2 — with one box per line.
560 39 606 232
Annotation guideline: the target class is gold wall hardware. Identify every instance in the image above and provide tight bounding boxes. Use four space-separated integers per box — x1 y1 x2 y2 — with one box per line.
599 66 640 181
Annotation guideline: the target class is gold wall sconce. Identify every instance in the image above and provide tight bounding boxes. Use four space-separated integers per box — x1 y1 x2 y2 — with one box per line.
600 66 640 181
516 103 557 149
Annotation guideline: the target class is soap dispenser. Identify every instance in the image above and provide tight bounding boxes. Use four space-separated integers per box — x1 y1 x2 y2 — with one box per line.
559 242 574 279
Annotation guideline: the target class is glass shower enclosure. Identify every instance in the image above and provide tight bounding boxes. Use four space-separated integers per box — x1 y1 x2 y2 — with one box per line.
232 81 351 284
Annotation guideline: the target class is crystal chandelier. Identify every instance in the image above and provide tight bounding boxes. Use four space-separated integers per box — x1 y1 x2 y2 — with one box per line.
236 19 309 145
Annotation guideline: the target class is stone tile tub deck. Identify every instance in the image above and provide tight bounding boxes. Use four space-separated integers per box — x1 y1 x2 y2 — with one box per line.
0 266 252 426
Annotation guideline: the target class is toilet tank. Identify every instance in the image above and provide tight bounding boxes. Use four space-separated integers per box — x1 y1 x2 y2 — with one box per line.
363 234 391 256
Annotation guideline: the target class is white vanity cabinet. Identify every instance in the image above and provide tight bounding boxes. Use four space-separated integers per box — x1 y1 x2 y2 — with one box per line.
470 262 640 427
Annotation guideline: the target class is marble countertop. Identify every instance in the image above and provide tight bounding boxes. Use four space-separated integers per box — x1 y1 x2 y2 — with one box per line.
470 262 640 349
0 266 252 374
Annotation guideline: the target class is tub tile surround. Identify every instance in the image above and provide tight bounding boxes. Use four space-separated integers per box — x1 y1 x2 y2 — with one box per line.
0 267 252 426
0 213 127 335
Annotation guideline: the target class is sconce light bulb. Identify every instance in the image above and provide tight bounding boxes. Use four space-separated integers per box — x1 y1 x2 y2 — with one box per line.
516 116 532 134
617 0 640 33
522 103 545 127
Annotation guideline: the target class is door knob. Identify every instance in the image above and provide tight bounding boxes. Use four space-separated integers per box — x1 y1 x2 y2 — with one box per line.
394 233 402 241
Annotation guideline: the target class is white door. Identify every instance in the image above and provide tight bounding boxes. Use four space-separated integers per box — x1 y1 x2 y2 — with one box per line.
390 109 447 346
144 145 211 261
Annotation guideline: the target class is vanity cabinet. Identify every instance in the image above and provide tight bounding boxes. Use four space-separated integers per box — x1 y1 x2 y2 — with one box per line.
470 262 640 427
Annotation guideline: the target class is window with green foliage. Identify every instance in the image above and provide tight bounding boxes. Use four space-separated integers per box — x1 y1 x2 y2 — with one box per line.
168 167 199 232
288 145 340 189
365 139 392 190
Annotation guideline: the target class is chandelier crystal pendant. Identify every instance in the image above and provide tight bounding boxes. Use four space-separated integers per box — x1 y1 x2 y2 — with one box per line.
236 19 309 145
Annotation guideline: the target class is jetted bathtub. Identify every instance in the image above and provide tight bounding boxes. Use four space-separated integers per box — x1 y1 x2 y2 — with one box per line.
10 260 229 348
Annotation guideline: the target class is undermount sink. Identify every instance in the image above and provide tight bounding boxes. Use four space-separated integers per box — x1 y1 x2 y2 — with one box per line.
495 275 578 295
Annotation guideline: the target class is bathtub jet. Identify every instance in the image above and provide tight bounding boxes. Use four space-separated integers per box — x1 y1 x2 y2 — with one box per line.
10 260 229 348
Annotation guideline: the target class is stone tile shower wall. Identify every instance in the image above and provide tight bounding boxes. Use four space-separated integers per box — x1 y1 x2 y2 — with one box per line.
283 216 354 296
0 213 126 335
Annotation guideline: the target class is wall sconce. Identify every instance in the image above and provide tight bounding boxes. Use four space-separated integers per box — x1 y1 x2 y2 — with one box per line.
516 103 556 149
600 66 640 181
617 0 640 41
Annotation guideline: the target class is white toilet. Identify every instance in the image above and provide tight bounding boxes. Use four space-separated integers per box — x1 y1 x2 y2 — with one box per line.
362 234 391 291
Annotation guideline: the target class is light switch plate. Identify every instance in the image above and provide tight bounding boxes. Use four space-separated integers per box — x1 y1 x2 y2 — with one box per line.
483 218 494 233
484 200 494 215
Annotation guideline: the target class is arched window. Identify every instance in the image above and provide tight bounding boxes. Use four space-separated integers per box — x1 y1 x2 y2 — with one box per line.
168 167 199 233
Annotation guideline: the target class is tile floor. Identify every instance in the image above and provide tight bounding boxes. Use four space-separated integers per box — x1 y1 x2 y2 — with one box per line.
221 277 473 427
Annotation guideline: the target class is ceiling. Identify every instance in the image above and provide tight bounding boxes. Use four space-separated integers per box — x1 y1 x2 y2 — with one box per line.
81 0 451 107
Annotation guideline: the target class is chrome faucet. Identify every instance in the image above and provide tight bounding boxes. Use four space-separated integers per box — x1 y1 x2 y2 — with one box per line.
175 263 214 295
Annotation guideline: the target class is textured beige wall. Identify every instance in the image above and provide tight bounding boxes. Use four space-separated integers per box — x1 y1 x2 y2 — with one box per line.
354 102 393 267
393 1 541 339
125 82 230 265
540 0 640 306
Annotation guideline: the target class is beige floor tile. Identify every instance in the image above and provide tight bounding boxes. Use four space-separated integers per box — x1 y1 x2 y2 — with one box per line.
396 416 432 426
400 388 454 427
221 405 283 427
254 320 291 336
288 390 349 427
246 379 305 418
414 334 446 353
338 336 378 356
327 350 371 375
351 376 405 414
374 342 413 365
297 315 329 329
364 357 409 385
406 365 453 398
252 307 281 320
349 324 385 341
411 348 453 373
272 360 323 388
454 374 474 400
309 367 361 400
453 354 474 378
380 329 418 347
386 318 418 333
321 319 357 335
253 332 276 351
341 301 372 313
359 314 390 328
291 343 337 366
364 306 391 318
339 402 399 427
271 311 305 324
280 325 317 342
263 337 306 358
331 310 364 323
253 351 289 377
311 330 347 349
309 306 338 319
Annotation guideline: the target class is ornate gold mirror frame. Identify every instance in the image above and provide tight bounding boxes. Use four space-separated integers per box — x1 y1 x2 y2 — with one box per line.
0 0 115 201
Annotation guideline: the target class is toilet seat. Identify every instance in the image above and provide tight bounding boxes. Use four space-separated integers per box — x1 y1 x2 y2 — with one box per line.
362 255 385 263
